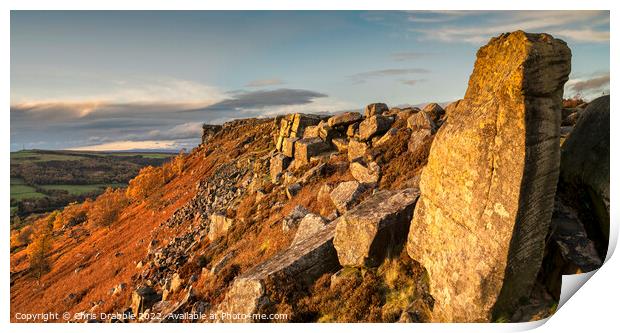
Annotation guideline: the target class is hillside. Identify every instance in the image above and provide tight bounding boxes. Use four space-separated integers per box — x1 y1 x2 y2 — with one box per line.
9 31 609 323
10 150 174 218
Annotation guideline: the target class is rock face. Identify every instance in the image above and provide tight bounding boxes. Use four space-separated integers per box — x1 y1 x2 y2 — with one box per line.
334 188 419 267
217 221 340 322
406 31 571 322
560 95 610 241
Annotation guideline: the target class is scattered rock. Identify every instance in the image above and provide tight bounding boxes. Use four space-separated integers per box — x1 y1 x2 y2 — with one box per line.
346 122 359 137
286 183 302 199
408 129 433 155
332 137 349 153
298 162 327 185
373 127 398 146
407 112 436 133
330 181 365 214
347 139 369 162
364 103 389 118
334 188 419 267
292 213 329 245
406 31 571 322
208 214 234 241
170 273 184 293
282 205 310 232
358 115 394 141
421 103 445 123
281 137 298 158
211 251 236 275
350 161 380 186
131 286 161 316
202 124 223 145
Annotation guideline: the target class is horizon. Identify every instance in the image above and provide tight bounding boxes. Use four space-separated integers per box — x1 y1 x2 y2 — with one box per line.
11 10 610 151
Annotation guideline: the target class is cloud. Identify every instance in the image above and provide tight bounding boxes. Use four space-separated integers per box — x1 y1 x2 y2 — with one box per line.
246 78 285 87
567 73 610 94
409 11 609 44
68 140 181 151
400 79 427 86
348 68 430 84
391 51 429 61
192 88 328 112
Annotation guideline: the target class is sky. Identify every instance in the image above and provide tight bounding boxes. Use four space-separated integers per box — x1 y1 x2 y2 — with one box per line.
10 10 610 151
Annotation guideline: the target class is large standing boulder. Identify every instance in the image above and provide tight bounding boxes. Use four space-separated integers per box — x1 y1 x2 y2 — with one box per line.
559 95 610 241
406 31 571 322
334 188 419 267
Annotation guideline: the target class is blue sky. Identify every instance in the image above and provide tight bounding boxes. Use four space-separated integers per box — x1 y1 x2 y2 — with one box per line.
10 10 610 151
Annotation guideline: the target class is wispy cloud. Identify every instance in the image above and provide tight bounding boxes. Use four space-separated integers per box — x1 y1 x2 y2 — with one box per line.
246 78 285 87
391 51 429 61
348 68 430 84
409 11 609 44
400 79 427 87
566 72 610 98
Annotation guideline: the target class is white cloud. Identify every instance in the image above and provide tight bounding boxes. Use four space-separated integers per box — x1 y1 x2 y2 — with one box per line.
68 140 180 151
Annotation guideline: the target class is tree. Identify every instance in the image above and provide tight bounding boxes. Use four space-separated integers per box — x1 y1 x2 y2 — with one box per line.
126 166 164 202
27 211 58 279
88 188 127 228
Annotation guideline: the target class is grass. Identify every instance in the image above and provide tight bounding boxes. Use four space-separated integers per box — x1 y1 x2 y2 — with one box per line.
40 183 125 195
10 178 46 200
10 149 175 164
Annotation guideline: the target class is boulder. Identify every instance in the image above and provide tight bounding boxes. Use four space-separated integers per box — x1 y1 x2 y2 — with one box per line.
270 153 291 184
317 121 339 143
303 125 320 138
358 115 395 141
406 31 571 322
374 127 398 146
217 221 340 322
275 113 322 153
298 162 327 184
208 214 234 241
328 112 362 128
443 99 461 117
334 188 420 267
364 103 389 118
131 286 161 316
347 139 369 162
170 273 184 293
211 251 236 275
292 213 330 245
422 103 445 122
286 183 302 199
560 95 610 241
294 137 332 164
346 122 359 137
407 112 437 133
282 205 310 232
330 181 365 214
350 161 381 186
408 129 433 155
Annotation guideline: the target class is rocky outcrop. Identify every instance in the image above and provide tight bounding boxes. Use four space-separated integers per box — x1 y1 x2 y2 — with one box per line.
358 115 394 141
294 137 332 164
328 112 362 128
202 124 222 144
421 103 445 123
364 103 389 118
560 95 610 241
217 221 340 322
334 188 419 267
270 153 291 184
275 113 322 151
406 31 571 322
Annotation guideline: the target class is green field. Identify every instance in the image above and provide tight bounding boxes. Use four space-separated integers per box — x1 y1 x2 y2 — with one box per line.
10 178 47 200
10 151 85 164
40 183 125 195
